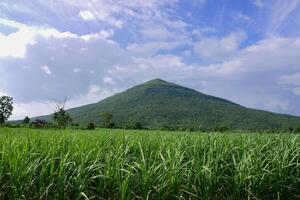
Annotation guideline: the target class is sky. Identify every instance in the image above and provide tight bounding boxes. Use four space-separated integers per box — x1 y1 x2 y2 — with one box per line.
1 0 300 120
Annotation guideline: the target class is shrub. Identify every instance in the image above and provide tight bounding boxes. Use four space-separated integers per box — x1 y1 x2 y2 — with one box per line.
86 123 95 130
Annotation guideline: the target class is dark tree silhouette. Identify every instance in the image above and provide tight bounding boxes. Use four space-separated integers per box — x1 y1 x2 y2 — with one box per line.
0 96 13 126
23 116 30 125
52 98 72 129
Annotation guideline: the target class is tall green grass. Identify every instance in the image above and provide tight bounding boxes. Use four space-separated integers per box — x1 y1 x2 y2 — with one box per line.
0 128 299 199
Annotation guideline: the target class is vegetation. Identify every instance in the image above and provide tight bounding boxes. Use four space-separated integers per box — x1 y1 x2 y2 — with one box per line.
0 96 13 126
34 79 300 132
86 122 95 130
22 116 30 125
0 128 298 199
53 108 72 129
100 112 113 128
52 100 72 129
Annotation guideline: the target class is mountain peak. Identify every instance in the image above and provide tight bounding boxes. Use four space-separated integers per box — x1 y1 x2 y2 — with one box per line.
143 78 177 87
146 78 169 84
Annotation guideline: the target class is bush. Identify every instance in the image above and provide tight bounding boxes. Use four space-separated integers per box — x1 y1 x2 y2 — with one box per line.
134 122 143 130
294 127 300 133
86 123 95 130
215 126 229 133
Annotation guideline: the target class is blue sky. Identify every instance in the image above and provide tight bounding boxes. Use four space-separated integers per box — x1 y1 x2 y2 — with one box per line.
1 0 300 119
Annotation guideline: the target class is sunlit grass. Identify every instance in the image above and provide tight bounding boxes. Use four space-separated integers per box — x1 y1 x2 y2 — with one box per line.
0 128 299 199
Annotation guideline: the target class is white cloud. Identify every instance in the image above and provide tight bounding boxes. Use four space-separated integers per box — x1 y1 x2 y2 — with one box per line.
0 19 77 58
103 76 116 85
79 10 95 21
41 65 51 74
12 102 53 120
10 85 116 120
0 18 115 59
194 31 247 61
278 72 300 95
0 24 132 105
279 72 300 86
0 18 26 29
81 30 114 40
140 25 175 40
0 29 34 58
0 90 7 96
235 12 251 21
199 36 300 77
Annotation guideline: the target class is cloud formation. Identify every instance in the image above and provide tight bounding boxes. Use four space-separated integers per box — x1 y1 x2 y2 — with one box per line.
1 0 300 119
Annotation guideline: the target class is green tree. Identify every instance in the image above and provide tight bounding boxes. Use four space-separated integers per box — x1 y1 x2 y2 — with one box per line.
295 127 300 133
53 108 72 129
23 116 30 125
0 96 13 126
135 122 143 130
86 123 95 130
51 98 72 129
101 112 113 128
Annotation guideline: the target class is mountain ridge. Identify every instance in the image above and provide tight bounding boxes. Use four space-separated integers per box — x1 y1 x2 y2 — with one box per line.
33 78 300 131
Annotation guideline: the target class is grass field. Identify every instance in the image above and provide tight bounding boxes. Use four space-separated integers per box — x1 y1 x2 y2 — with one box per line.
0 128 299 199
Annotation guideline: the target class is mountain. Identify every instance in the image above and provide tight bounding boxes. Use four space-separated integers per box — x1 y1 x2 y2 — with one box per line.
36 78 300 131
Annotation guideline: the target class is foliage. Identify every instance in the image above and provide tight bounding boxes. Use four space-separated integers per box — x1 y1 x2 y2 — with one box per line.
23 116 30 125
123 122 143 130
134 122 143 130
215 126 229 133
53 108 72 129
0 128 298 199
86 123 95 130
0 96 13 126
100 112 113 128
295 127 300 133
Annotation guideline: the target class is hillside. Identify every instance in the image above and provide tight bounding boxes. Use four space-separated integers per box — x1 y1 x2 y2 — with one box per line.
36 78 300 131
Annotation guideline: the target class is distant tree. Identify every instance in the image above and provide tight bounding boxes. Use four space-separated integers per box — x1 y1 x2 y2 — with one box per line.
53 109 72 129
0 96 13 127
101 112 113 128
295 127 300 133
23 116 30 125
86 123 95 130
52 98 72 129
134 122 143 130
214 126 229 133
71 123 80 129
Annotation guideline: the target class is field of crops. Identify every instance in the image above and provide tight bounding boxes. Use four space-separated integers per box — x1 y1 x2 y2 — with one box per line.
0 128 299 199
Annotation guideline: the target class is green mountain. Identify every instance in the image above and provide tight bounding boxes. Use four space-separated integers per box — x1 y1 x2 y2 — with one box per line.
37 78 300 131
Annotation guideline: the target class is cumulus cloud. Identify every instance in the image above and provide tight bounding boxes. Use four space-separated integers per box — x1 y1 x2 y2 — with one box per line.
194 31 247 61
0 20 132 105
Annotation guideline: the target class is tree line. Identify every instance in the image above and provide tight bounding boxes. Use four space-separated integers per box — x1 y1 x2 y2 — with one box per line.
0 95 143 130
2 95 300 133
